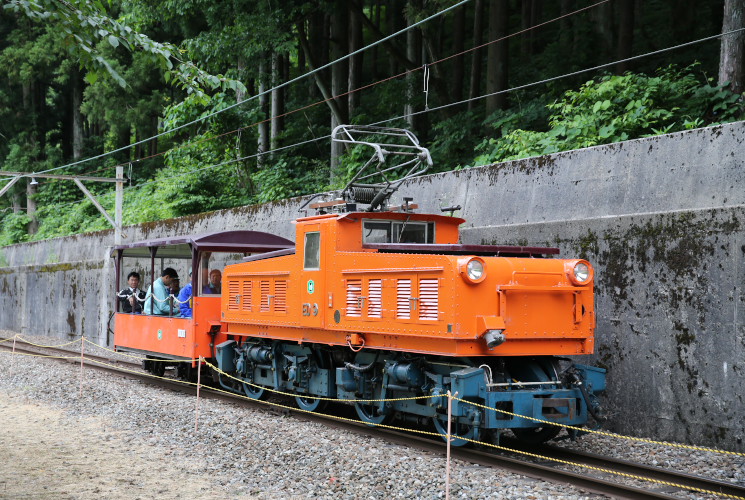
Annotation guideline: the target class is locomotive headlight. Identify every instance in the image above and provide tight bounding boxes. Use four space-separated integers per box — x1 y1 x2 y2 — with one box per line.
459 257 486 284
566 260 594 285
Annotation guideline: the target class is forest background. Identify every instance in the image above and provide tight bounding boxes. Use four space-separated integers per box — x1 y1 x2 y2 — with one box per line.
1 0 744 245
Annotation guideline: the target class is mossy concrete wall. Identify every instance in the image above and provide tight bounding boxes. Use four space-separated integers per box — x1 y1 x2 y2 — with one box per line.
1 121 743 450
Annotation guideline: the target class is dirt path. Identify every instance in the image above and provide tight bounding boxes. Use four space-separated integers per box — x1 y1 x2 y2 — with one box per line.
0 391 245 499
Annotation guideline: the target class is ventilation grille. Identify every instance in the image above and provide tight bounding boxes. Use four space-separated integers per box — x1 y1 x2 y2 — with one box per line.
397 279 412 319
368 279 382 318
346 279 362 317
274 280 287 313
419 278 439 321
241 281 253 312
260 280 271 312
227 281 240 311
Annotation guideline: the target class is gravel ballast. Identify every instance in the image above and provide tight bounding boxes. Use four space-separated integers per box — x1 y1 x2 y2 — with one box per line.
0 331 742 499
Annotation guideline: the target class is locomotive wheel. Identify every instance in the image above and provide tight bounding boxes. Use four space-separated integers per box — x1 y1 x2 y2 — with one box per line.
294 396 328 412
512 426 561 444
355 401 392 426
152 361 166 378
243 381 270 401
432 415 479 447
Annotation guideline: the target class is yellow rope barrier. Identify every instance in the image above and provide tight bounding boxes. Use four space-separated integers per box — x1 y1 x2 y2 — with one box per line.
452 396 745 458
0 351 81 360
14 335 82 349
82 338 195 363
8 337 744 461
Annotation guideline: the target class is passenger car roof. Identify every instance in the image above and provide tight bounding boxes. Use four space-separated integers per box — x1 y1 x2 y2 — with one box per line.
112 230 294 258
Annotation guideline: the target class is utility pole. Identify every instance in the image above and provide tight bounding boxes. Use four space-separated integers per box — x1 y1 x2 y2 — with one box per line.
0 170 126 243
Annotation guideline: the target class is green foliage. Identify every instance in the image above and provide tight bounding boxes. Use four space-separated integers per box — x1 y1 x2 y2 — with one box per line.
0 211 31 245
253 156 328 204
469 66 745 166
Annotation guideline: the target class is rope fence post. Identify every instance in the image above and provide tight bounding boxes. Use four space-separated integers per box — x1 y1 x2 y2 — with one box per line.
446 390 452 500
194 356 202 432
79 336 85 398
10 335 17 377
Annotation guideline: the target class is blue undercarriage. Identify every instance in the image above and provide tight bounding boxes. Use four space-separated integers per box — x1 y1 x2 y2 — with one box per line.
215 338 606 444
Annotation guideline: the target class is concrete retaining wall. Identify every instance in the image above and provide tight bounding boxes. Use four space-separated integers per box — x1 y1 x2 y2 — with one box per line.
1 122 744 450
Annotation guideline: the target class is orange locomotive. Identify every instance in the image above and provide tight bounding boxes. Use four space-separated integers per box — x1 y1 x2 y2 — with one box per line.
214 126 605 445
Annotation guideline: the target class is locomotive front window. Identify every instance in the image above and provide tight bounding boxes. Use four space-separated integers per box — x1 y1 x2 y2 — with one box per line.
363 220 434 244
362 221 392 243
304 232 321 270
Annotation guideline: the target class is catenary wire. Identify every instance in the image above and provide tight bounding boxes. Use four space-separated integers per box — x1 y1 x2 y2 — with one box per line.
111 28 745 194
5 27 740 217
70 0 610 180
29 0 472 177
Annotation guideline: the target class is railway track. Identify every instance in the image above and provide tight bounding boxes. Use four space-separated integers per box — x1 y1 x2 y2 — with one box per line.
1 338 743 500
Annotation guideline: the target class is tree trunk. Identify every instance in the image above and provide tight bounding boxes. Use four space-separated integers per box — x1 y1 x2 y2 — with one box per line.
719 0 745 93
236 57 246 103
468 0 485 111
308 12 327 99
615 0 635 73
270 53 286 152
72 66 84 160
330 0 350 176
257 53 270 168
405 2 422 131
452 5 466 103
372 0 382 79
591 1 614 60
348 2 363 118
387 0 406 75
486 0 509 115
298 23 347 126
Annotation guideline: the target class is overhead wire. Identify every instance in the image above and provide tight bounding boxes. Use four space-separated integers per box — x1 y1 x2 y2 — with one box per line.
7 15 739 222
109 27 745 196
29 0 473 177
67 0 611 180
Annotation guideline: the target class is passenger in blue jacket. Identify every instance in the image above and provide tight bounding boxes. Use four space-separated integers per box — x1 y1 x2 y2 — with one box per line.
144 268 180 316
178 281 193 318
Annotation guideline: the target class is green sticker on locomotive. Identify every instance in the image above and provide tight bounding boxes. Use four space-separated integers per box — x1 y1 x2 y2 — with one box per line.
307 279 315 294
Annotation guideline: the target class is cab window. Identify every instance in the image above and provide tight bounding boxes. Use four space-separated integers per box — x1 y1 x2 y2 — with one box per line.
304 232 321 270
362 220 434 244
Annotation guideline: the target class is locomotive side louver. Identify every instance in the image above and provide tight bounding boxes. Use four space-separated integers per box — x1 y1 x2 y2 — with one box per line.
397 279 412 319
346 279 362 317
419 278 439 321
260 280 270 312
274 280 287 313
242 281 253 312
228 281 240 311
368 279 382 318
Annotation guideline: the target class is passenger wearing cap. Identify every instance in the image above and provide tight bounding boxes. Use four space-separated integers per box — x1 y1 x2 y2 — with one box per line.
178 269 194 318
144 267 181 316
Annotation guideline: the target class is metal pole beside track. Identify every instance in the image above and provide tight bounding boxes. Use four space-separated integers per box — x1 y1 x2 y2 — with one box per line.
10 335 16 378
446 390 452 500
195 356 202 432
79 336 85 398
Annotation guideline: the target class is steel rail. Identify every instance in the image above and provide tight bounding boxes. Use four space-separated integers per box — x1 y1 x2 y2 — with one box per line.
1 341 740 499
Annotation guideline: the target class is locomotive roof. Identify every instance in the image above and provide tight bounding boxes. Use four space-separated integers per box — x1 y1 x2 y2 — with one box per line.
112 230 293 258
296 211 466 225
363 243 560 257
